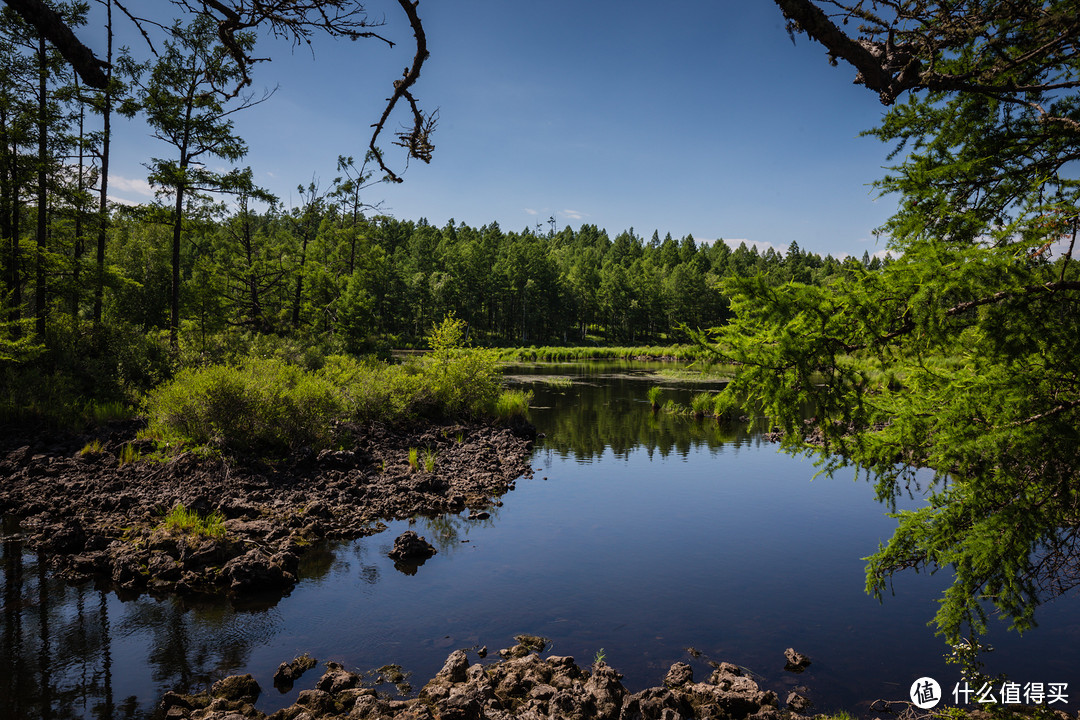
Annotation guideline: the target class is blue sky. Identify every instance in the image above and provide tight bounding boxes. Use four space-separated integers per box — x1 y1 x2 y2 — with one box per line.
104 2 900 258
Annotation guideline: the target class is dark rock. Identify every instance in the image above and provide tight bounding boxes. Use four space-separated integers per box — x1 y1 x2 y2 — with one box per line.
664 662 694 688
783 647 811 672
388 530 437 560
786 690 812 712
221 549 292 592
315 661 361 694
211 674 260 702
296 688 341 715
477 645 488 658
273 653 317 692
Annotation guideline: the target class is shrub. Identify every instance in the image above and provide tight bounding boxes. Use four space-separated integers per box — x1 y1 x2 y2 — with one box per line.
146 357 343 454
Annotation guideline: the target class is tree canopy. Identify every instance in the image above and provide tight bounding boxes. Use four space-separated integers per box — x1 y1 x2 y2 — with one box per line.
707 1 1080 642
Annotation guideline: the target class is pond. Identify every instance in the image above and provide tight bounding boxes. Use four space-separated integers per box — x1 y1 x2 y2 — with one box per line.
2 360 1078 719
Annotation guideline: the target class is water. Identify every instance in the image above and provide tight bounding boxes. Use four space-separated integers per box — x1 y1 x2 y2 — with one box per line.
3 361 1079 719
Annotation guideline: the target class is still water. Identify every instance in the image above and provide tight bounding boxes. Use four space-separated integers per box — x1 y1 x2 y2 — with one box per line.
2 361 1079 719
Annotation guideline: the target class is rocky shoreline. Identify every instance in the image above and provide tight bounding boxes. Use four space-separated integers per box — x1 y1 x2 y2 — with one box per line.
0 418 535 598
160 638 799 720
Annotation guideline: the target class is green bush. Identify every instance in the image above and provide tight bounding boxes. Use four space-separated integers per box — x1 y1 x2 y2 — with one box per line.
147 357 343 454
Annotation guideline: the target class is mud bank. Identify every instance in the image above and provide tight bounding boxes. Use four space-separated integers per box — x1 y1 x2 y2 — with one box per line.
0 420 534 598
160 639 794 720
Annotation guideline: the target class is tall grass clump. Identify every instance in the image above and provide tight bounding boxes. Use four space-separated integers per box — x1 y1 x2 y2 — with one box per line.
161 503 226 539
690 391 714 418
492 389 532 421
647 385 663 409
146 357 343 454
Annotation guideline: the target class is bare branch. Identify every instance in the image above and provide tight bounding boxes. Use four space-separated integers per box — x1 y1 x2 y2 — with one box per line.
369 0 431 183
3 0 108 88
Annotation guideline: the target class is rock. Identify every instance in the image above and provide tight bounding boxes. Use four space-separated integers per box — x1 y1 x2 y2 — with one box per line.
315 661 361 694
436 649 470 683
211 674 260 703
783 647 811 672
273 653 317 692
221 549 293 592
786 690 812 712
387 530 437 560
477 645 488 658
664 662 694 688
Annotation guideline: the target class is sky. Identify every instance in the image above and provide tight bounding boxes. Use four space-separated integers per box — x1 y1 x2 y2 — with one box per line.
100 1 903 259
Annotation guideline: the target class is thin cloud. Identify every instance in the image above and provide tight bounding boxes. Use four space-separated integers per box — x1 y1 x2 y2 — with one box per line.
524 208 538 215
561 209 586 221
111 175 155 197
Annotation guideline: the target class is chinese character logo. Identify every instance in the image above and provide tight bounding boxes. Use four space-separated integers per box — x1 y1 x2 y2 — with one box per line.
911 677 942 709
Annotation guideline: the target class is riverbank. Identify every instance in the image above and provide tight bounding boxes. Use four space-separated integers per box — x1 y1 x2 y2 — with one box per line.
0 418 535 599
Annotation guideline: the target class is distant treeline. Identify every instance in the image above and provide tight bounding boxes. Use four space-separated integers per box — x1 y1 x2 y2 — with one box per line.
96 212 889 351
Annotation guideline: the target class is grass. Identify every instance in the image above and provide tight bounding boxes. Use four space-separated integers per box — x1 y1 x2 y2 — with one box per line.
423 447 437 472
118 443 140 465
542 376 573 388
161 503 226 539
79 439 104 456
647 386 663 407
496 344 711 363
690 391 714 417
408 447 419 471
492 389 532 420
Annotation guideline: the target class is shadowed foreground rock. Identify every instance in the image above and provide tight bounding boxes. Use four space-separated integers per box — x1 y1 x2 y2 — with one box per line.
160 641 787 720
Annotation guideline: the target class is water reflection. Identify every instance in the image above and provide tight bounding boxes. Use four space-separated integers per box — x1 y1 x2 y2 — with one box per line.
510 363 749 461
4 361 1079 719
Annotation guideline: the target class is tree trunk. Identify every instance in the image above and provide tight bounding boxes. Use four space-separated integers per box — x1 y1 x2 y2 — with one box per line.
35 33 47 341
93 0 112 326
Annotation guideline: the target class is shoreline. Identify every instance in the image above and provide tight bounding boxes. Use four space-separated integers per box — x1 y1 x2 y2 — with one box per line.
160 639 795 720
0 418 536 599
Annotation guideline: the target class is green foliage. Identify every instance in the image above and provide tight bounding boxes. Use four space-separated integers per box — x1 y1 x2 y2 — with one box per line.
423 447 437 472
706 1 1080 644
407 447 419 471
146 357 343 454
161 503 227 539
647 385 663 406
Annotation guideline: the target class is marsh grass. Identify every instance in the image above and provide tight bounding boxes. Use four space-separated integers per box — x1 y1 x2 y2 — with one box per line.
690 391 714 417
79 439 104 456
423 447 437 472
161 503 226 539
647 385 663 408
492 389 532 420
408 447 419 471
542 376 573 388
